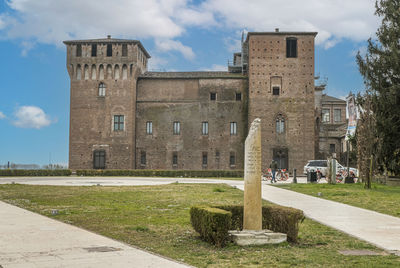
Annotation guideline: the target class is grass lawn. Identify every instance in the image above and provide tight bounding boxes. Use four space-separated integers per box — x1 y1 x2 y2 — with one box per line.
0 183 399 267
276 182 400 217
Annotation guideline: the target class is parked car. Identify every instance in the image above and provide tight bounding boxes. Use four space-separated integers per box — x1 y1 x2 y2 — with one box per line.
303 160 359 178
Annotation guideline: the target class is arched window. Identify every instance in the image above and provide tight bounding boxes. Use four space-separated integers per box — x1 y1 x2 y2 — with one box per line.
106 64 112 79
98 83 106 97
114 65 120 80
122 65 128 80
84 64 89 80
276 114 285 134
91 64 96 80
99 65 104 80
76 65 82 80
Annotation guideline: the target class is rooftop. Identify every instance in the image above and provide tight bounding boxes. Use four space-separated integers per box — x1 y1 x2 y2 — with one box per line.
63 36 150 58
139 71 247 79
322 94 346 103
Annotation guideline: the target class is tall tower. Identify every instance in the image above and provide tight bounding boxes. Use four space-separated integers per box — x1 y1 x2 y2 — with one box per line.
64 36 150 169
245 30 317 172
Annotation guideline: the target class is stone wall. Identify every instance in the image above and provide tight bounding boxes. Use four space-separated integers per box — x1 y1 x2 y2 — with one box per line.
135 76 248 170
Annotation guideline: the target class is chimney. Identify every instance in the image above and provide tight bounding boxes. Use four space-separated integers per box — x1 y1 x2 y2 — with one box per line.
275 28 279 33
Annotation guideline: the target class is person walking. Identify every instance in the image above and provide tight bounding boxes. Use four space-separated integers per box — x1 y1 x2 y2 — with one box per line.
270 159 278 183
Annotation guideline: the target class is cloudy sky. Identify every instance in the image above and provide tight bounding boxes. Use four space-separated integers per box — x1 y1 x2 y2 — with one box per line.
0 0 379 166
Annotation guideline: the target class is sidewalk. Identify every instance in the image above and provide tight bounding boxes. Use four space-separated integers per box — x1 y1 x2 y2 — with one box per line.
0 200 191 268
235 183 400 253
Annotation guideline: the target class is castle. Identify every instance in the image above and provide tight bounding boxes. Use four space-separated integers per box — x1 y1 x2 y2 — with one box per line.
64 30 348 172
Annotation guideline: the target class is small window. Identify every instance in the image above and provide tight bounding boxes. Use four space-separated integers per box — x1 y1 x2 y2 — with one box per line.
210 92 216 100
93 150 105 169
215 151 220 158
236 92 242 101
273 87 280 96
76 44 82 57
107 44 112 57
140 151 146 165
114 115 124 131
230 122 237 135
330 144 336 154
146 121 153 135
286 38 297 58
230 153 236 166
91 44 97 57
322 109 330 123
202 152 208 166
334 109 341 122
122 44 128 57
173 121 180 135
202 122 208 135
172 152 178 166
276 116 285 134
98 83 106 97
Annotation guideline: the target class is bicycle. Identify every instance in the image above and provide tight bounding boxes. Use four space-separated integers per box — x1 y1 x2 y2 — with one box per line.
262 168 289 182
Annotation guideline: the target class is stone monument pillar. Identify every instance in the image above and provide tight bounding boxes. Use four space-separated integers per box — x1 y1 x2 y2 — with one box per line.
229 118 287 246
244 118 262 230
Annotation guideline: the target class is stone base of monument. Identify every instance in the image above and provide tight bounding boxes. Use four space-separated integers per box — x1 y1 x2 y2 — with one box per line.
228 229 287 246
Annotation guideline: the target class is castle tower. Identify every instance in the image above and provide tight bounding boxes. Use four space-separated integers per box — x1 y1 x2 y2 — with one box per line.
245 30 317 172
64 36 150 169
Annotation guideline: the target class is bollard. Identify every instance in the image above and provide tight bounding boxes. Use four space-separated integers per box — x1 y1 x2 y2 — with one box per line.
293 169 297 183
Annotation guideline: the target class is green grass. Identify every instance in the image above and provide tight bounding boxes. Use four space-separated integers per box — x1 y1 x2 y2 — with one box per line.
276 183 400 217
0 183 399 267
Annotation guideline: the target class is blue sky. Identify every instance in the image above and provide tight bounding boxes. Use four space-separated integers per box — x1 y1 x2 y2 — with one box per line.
0 0 378 166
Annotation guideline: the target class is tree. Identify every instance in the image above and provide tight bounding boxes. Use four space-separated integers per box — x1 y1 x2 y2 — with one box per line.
356 0 400 176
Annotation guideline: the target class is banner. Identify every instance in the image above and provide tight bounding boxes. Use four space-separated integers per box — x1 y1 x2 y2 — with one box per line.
345 93 358 140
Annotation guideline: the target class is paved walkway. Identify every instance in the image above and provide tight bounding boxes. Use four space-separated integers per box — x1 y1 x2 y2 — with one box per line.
1 176 399 267
0 200 191 268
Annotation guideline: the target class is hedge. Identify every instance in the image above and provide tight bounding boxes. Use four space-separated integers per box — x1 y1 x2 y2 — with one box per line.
190 206 232 247
0 169 72 177
191 204 304 246
76 169 243 178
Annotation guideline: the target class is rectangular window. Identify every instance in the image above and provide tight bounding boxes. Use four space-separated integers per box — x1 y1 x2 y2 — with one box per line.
322 109 330 123
230 122 237 135
140 151 146 165
76 44 82 57
107 44 112 57
202 122 208 135
91 44 97 57
113 115 124 131
236 92 242 101
286 38 297 58
172 152 178 166
173 121 180 135
273 86 280 96
334 109 341 122
202 152 208 166
230 153 236 166
93 150 105 169
146 121 153 135
330 144 336 154
210 92 216 100
122 44 128 57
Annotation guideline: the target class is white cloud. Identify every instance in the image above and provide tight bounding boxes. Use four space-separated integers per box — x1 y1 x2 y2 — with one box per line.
0 0 379 55
148 55 169 71
0 111 6 119
202 0 379 49
13 106 52 129
199 64 227 71
155 39 195 60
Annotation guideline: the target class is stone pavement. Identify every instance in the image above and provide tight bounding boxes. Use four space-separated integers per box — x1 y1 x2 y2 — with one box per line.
0 200 191 268
1 175 400 264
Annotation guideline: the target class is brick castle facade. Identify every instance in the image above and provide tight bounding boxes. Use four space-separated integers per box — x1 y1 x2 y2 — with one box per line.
64 30 332 172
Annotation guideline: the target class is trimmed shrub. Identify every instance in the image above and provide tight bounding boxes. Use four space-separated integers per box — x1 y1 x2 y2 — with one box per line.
190 206 232 247
215 205 304 242
0 169 72 177
76 169 243 178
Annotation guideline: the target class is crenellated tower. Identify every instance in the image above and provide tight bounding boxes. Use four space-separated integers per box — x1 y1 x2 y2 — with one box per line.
64 36 150 169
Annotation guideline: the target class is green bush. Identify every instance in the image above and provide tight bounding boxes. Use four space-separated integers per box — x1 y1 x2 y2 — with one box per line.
0 169 72 177
191 205 304 246
76 169 243 178
190 206 232 247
